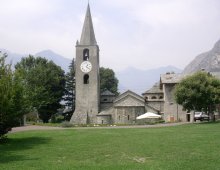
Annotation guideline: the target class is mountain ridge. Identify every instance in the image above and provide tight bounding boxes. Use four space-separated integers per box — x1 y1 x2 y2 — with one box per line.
1 48 182 94
116 65 182 94
0 48 72 72
183 39 220 74
35 50 72 72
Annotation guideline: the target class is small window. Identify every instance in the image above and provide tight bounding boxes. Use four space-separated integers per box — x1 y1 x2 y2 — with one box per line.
159 96 163 99
128 115 130 120
145 97 148 102
151 96 157 99
84 74 89 84
103 99 108 102
83 49 89 61
119 116 120 120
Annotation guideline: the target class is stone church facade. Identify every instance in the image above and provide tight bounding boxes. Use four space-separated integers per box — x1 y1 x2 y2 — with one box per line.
70 4 147 125
70 4 210 125
98 90 145 124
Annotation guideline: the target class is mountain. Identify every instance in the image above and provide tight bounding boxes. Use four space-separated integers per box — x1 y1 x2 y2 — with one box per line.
116 66 182 95
35 50 71 72
1 49 72 72
183 39 220 74
1 48 182 95
0 48 24 66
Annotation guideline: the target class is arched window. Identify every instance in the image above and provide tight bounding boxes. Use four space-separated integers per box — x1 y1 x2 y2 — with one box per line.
159 96 163 99
83 49 89 61
151 96 157 99
84 74 89 84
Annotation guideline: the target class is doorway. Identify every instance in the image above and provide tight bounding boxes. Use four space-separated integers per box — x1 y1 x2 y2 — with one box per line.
186 114 190 122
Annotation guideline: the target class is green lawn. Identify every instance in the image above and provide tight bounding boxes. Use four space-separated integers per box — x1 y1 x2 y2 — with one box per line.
1 123 220 170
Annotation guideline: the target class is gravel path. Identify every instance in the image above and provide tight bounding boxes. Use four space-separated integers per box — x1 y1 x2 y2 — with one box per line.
10 122 190 133
10 125 62 133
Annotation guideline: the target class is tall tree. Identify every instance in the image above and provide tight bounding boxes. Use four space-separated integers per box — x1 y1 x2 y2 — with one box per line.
100 67 119 95
63 59 75 120
174 71 220 120
15 56 66 123
0 52 26 139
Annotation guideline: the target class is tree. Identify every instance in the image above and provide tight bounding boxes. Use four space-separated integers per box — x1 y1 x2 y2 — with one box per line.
100 67 119 95
174 71 220 120
63 59 75 120
0 52 26 139
15 56 66 123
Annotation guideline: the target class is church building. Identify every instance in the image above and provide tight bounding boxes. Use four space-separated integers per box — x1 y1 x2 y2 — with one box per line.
70 4 147 125
70 4 100 124
71 4 204 125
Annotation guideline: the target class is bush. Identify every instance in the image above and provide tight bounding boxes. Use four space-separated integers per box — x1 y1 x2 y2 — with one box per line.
50 114 64 123
157 119 165 124
61 121 74 128
26 112 39 122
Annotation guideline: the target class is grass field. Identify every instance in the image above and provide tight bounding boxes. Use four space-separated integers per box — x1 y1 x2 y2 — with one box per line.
1 123 220 170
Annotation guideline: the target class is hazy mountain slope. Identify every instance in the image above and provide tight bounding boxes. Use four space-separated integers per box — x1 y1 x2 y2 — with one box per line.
183 39 220 74
1 48 72 73
1 48 182 95
116 66 182 95
0 48 24 66
35 50 72 72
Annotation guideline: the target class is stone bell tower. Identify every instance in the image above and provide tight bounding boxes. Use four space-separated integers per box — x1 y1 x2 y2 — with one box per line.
70 4 100 124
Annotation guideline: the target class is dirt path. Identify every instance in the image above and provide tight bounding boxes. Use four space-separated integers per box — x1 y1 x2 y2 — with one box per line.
10 122 190 133
10 125 62 133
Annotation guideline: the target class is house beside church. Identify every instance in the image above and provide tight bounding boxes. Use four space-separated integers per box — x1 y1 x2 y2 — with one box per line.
143 71 220 123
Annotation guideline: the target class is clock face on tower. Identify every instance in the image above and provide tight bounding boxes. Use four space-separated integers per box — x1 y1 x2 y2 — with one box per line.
80 61 92 73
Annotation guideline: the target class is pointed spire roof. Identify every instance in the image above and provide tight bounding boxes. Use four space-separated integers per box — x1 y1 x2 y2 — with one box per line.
80 4 97 46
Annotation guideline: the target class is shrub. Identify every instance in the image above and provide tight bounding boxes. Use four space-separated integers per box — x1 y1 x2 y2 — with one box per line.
26 112 39 122
50 114 64 123
61 121 74 128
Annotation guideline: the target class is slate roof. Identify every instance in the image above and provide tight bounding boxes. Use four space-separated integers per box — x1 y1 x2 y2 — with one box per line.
114 90 145 106
160 73 186 84
142 82 163 95
161 72 220 84
101 90 115 96
80 4 97 45
97 107 113 116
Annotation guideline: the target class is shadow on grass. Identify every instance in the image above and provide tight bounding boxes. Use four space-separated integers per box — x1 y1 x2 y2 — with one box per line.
0 136 51 163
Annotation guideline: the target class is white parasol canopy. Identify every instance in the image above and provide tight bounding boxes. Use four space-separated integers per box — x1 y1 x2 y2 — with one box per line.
136 112 161 119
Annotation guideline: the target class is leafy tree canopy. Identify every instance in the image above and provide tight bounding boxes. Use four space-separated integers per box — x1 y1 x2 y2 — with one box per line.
15 55 65 123
0 52 27 139
100 67 119 95
174 71 220 113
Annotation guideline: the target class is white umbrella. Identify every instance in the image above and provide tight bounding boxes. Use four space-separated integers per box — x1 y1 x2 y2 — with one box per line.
136 112 161 120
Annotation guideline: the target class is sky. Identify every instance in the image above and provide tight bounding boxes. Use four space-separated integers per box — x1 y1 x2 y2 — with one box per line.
0 0 220 71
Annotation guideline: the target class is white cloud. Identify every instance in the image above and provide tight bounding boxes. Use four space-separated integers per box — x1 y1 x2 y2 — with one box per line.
0 0 220 71
94 0 220 71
